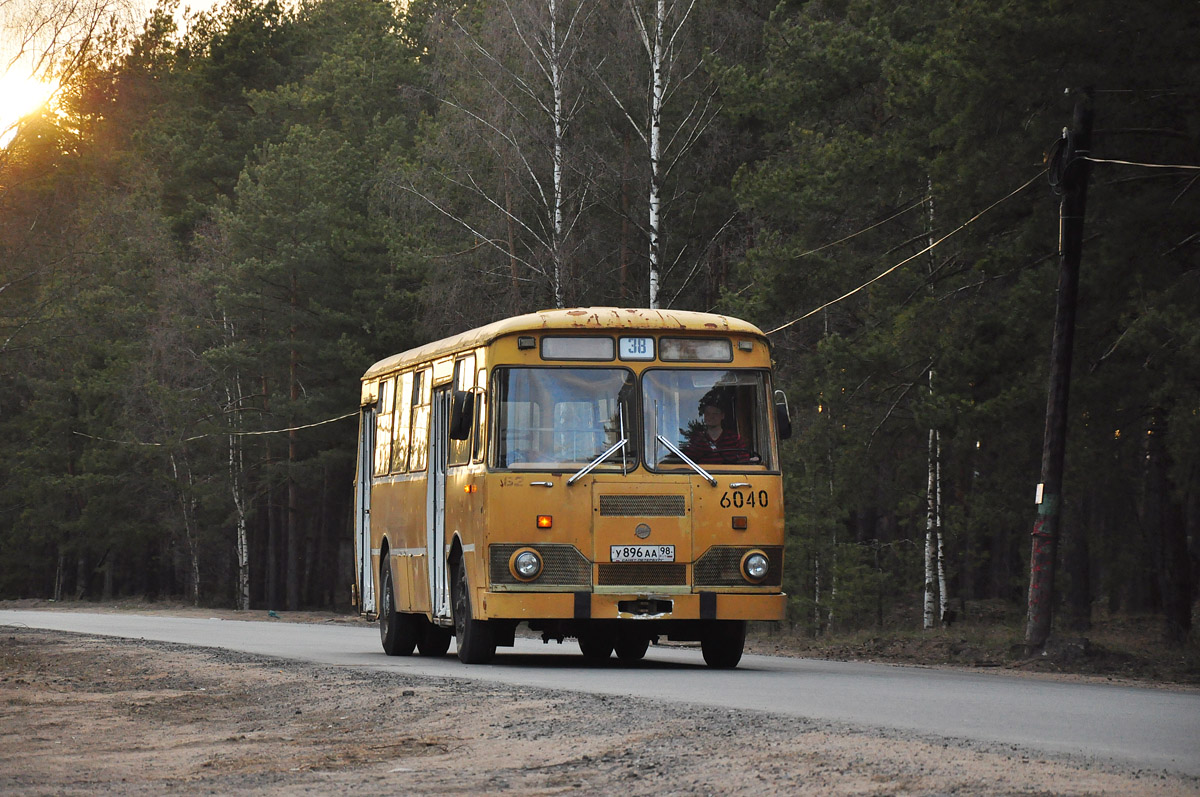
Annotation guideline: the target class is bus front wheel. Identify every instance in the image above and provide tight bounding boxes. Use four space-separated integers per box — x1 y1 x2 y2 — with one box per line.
380 563 418 656
577 631 614 660
700 620 746 669
614 634 649 662
452 560 496 664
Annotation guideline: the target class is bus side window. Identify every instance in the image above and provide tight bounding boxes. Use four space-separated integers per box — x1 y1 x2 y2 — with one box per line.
373 378 394 477
449 355 475 466
473 367 486 463
409 369 430 472
391 371 413 473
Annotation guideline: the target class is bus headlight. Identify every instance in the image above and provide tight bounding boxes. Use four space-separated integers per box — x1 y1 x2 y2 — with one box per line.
741 550 769 583
509 548 543 581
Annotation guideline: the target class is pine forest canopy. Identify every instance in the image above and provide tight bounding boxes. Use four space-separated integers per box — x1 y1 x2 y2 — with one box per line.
0 0 1195 645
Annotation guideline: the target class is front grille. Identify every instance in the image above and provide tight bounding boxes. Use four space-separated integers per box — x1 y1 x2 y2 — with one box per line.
598 494 686 517
597 563 688 586
490 543 591 588
693 545 783 587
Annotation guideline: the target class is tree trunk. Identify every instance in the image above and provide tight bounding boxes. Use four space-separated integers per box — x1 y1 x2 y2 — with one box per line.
168 451 202 606
263 374 279 611
936 431 947 624
505 172 521 298
1145 410 1194 645
549 0 566 308
54 550 65 602
228 387 251 611
620 133 631 302
1063 495 1092 632
287 271 301 611
812 550 822 635
646 0 664 309
924 427 937 630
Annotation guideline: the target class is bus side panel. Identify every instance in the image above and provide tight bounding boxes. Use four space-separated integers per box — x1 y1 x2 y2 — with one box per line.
371 477 434 616
444 465 483 549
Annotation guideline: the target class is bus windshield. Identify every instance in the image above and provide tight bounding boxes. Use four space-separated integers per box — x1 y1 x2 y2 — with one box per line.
494 368 637 470
643 369 774 470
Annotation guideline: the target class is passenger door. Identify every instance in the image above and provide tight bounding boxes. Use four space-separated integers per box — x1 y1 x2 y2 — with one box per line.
428 386 452 620
354 407 376 614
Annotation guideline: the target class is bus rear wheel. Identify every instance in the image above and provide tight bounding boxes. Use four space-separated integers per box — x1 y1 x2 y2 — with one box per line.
418 623 452 657
452 560 496 664
700 620 747 669
379 563 418 656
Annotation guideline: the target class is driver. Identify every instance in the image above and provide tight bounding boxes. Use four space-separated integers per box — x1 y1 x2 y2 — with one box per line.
684 398 750 464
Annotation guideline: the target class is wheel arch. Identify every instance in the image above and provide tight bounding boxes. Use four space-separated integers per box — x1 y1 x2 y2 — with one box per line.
447 533 465 576
378 536 392 577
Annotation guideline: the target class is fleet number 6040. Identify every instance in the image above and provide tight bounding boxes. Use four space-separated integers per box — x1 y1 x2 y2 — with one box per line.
720 489 769 509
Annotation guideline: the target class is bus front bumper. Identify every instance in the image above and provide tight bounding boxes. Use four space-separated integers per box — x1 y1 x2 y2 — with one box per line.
480 591 786 622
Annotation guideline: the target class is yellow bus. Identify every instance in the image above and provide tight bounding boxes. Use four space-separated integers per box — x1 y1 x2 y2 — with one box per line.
353 307 791 668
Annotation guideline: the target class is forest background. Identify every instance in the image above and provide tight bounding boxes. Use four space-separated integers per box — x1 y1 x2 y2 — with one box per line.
1 0 1196 649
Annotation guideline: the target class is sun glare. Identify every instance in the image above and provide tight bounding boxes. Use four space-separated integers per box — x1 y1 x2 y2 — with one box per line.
0 70 58 148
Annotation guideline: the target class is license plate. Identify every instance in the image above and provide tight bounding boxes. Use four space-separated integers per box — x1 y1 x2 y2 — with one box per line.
610 545 675 562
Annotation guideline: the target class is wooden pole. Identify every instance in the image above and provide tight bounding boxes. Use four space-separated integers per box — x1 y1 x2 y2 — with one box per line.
1025 88 1094 653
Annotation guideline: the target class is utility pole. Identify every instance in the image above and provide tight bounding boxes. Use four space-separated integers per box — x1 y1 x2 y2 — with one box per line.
1025 88 1094 653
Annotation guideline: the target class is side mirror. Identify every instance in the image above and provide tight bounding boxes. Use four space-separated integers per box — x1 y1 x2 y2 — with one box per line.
774 389 792 441
449 390 475 440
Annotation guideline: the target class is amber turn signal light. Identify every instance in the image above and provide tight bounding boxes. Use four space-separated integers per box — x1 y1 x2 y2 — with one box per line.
732 516 748 530
536 515 553 529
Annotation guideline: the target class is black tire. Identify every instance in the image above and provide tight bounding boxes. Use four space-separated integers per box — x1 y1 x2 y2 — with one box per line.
418 623 452 657
452 560 496 664
577 630 614 660
379 562 417 656
700 620 747 669
614 634 650 662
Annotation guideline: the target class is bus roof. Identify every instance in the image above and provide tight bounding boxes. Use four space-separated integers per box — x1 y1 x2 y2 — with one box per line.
362 307 768 381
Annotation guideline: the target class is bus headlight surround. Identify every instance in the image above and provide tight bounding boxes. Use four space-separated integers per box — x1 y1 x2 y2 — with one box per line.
509 547 543 582
741 550 769 583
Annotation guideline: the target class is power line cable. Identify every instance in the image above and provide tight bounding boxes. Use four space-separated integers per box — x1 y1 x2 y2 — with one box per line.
789 196 930 261
708 199 927 314
766 168 1048 337
1082 155 1200 171
73 411 358 447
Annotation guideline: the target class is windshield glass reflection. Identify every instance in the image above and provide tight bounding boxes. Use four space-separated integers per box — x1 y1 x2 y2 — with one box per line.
494 368 636 470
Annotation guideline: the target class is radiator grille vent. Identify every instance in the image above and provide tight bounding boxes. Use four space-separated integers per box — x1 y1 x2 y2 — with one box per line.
597 563 688 586
598 494 686 517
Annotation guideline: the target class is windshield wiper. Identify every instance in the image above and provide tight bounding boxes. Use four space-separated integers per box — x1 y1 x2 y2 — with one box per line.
568 403 630 486
567 438 627 486
656 435 717 487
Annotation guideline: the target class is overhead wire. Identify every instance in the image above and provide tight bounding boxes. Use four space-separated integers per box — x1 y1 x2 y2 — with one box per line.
765 168 1048 337
1081 155 1200 171
73 412 358 447
789 196 930 261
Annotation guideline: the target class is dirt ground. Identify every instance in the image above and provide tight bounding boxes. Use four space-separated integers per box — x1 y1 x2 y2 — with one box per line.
1 611 1198 795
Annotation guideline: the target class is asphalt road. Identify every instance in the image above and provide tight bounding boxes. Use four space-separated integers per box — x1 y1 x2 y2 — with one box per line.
3 609 1198 777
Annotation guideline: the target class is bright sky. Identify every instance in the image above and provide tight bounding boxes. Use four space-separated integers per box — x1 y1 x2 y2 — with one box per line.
0 71 56 147
0 0 228 148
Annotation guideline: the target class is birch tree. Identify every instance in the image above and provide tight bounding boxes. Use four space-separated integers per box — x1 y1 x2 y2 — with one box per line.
598 0 718 308
411 0 596 311
923 186 948 629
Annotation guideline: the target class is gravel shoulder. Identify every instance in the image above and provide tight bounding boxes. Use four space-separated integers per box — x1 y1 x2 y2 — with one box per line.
2 621 1198 795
